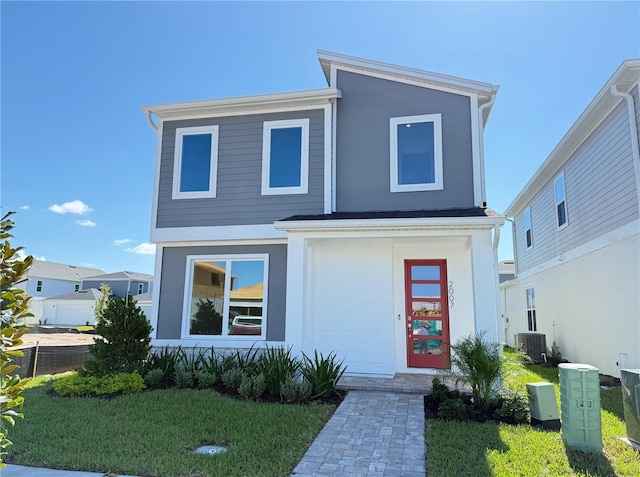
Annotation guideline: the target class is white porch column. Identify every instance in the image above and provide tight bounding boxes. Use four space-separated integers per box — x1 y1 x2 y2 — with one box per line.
469 230 500 342
284 234 307 356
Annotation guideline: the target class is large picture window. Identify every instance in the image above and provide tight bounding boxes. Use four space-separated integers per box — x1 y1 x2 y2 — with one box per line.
261 119 309 195
390 114 443 193
554 172 568 229
172 125 219 199
182 254 268 340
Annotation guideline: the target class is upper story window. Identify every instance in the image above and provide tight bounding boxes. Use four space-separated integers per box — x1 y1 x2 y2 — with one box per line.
524 207 533 249
75 284 80 292
389 114 443 193
554 172 568 229
138 283 144 295
261 119 309 195
172 126 219 200
182 254 268 340
36 280 43 292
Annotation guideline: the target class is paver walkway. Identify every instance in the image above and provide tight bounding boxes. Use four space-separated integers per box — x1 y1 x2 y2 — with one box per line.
291 390 425 477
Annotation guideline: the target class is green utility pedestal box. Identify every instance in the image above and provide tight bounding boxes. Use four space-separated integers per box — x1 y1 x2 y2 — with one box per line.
559 363 603 452
527 382 560 430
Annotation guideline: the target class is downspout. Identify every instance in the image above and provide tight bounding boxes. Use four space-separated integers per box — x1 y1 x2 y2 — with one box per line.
504 217 518 278
478 92 497 207
492 223 502 344
610 85 640 220
146 111 159 132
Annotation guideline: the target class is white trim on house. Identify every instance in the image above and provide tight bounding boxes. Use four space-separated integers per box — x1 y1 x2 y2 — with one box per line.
150 246 163 340
142 88 341 121
470 93 483 207
180 253 269 341
172 125 219 200
323 103 332 213
261 118 309 196
389 114 443 193
151 223 287 243
150 119 164 231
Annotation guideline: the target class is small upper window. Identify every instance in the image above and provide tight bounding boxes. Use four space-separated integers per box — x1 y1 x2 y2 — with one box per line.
554 173 568 228
261 119 309 195
138 283 144 295
524 207 533 249
390 114 443 193
36 280 43 292
172 126 219 200
75 284 80 292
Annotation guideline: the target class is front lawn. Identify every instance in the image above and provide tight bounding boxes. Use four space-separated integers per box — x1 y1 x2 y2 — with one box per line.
7 376 335 477
425 364 640 476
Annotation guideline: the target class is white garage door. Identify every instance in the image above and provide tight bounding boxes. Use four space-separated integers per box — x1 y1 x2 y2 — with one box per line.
54 303 94 326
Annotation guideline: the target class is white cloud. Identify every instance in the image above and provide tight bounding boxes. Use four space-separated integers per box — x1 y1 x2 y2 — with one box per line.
76 219 97 227
113 238 133 246
15 250 45 261
49 200 93 215
35 255 47 261
19 205 30 211
126 243 156 255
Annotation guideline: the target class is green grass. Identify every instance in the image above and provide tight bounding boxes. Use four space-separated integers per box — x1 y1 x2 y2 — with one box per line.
7 376 335 477
425 364 640 477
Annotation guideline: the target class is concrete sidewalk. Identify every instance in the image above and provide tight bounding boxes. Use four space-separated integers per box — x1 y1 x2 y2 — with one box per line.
1 465 137 477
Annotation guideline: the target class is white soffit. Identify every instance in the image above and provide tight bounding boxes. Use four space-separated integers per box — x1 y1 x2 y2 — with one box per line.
505 59 640 217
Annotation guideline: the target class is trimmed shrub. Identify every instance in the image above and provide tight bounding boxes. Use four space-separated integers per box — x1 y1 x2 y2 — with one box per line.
494 391 530 425
194 370 217 389
174 366 194 389
54 372 145 397
437 398 472 421
143 368 165 388
238 374 266 400
221 368 245 389
280 376 312 403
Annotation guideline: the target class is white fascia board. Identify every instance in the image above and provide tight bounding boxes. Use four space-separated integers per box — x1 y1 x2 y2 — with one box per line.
317 49 498 97
150 119 163 231
141 88 341 121
151 223 288 243
504 59 640 217
274 215 505 233
323 104 332 213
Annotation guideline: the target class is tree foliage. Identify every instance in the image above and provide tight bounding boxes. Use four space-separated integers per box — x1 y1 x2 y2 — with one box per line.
0 212 32 467
83 293 152 376
93 283 112 324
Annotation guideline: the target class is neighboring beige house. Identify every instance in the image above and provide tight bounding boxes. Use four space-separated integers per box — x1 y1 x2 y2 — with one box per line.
502 59 640 376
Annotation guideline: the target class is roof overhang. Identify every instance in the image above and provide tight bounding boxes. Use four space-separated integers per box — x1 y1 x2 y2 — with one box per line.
275 215 504 234
505 59 640 217
317 50 499 124
141 88 341 122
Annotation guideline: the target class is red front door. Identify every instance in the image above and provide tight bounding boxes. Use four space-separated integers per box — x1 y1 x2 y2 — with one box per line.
404 259 450 369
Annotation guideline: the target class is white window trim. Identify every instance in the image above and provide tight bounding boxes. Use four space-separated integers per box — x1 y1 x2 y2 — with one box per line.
172 125 219 200
554 171 568 230
181 253 269 341
389 113 443 193
261 118 309 195
524 206 533 250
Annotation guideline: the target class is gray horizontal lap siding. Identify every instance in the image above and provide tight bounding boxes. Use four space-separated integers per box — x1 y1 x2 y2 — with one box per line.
516 100 639 273
335 70 475 212
157 110 325 228
156 244 286 341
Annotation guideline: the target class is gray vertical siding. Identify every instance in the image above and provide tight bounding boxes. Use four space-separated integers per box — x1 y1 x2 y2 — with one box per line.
157 110 325 228
335 70 475 212
516 99 639 273
156 244 287 341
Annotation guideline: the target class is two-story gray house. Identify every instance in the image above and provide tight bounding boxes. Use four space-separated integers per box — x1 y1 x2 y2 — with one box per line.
142 51 504 376
502 59 640 376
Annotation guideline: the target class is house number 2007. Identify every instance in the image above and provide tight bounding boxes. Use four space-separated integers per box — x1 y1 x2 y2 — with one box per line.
448 281 454 308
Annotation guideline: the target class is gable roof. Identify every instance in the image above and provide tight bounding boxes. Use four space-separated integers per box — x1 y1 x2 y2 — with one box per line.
82 271 153 282
28 260 105 282
504 59 640 217
43 288 103 302
317 50 499 124
230 283 263 300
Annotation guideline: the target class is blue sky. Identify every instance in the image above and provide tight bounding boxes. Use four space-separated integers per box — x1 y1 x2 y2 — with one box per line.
1 1 639 275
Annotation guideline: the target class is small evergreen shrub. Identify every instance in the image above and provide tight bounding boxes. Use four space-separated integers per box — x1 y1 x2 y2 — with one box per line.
143 368 165 388
280 376 312 403
547 342 563 367
83 294 152 376
238 374 266 400
437 398 472 421
494 391 530 425
194 370 217 389
54 372 145 397
143 347 179 388
174 366 194 389
221 368 245 389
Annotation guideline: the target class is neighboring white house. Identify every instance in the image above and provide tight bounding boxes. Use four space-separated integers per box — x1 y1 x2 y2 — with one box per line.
18 260 105 324
502 59 640 376
41 288 103 326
